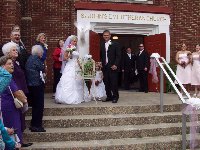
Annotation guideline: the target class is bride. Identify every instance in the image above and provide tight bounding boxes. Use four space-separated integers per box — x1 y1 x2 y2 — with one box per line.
55 35 90 104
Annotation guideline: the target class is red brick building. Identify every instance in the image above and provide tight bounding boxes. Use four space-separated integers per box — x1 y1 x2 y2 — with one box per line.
0 0 199 92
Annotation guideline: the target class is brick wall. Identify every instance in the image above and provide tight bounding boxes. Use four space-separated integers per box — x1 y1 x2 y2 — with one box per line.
1 0 21 43
0 0 2 44
0 0 75 92
21 0 74 92
1 0 200 92
154 0 200 59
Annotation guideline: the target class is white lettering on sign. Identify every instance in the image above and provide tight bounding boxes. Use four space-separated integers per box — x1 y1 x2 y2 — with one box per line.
77 10 170 25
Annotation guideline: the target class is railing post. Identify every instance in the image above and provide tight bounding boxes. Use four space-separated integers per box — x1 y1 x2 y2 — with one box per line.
182 106 187 150
160 68 164 113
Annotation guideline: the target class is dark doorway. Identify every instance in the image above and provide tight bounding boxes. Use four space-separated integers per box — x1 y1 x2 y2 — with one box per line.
93 33 166 92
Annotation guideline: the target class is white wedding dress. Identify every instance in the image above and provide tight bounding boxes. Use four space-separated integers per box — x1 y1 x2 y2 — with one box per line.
90 71 107 100
55 51 90 104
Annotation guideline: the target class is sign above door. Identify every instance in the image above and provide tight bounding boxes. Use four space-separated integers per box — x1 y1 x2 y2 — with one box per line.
77 10 170 25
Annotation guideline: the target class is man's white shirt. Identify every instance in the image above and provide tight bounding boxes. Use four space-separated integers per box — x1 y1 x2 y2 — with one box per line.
127 53 131 59
139 49 144 56
105 42 109 64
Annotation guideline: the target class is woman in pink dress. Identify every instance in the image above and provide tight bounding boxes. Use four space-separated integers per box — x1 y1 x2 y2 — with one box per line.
191 44 200 97
175 43 192 94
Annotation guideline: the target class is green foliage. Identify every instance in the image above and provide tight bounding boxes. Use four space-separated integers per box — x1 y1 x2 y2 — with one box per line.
81 60 95 79
83 60 94 75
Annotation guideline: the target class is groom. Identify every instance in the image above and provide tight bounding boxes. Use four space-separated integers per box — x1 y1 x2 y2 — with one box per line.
100 30 121 103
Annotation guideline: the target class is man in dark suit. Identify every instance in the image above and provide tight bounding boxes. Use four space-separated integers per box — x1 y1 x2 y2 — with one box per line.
136 43 149 93
122 47 136 90
10 30 29 71
100 30 121 103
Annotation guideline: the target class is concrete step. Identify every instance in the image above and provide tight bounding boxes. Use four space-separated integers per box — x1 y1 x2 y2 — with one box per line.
22 93 194 149
25 112 188 128
26 104 182 116
24 122 189 142
21 135 188 150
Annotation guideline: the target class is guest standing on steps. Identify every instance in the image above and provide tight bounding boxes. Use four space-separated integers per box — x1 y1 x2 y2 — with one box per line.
122 47 136 90
190 44 200 97
26 45 46 132
175 43 191 95
100 30 121 103
52 39 64 98
136 43 149 93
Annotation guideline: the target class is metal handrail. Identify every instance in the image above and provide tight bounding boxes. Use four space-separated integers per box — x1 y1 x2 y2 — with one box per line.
151 53 190 150
161 57 191 100
155 57 190 103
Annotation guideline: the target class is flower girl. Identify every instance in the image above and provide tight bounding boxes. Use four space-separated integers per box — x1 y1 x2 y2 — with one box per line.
90 62 106 100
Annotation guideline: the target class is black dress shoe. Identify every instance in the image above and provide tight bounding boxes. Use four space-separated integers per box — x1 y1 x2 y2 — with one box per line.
112 99 118 103
22 143 33 147
31 127 46 132
102 98 112 102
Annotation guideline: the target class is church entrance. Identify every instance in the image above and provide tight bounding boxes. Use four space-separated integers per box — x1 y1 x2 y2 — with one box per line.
106 34 145 90
89 31 166 92
77 10 170 92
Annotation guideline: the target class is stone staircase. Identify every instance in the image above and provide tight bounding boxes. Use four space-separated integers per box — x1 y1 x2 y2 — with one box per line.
22 92 197 150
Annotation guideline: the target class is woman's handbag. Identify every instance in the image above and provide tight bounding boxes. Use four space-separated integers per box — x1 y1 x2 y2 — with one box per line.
8 86 23 109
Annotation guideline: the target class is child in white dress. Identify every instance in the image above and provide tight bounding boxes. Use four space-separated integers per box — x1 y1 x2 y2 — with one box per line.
90 62 107 100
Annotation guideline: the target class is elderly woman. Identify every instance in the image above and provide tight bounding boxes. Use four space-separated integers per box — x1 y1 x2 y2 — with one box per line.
2 42 32 147
0 55 26 149
26 45 45 132
0 56 21 149
2 42 28 96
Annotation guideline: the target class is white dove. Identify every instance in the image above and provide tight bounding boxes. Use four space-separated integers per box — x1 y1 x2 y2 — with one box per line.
74 22 96 45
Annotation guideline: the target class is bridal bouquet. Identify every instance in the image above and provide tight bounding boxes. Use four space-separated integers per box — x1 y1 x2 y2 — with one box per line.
66 44 76 53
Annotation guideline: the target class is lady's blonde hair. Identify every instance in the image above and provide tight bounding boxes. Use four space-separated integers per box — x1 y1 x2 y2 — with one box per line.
69 35 77 42
36 33 46 42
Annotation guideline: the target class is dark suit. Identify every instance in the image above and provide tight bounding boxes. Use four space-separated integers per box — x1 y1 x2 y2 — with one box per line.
136 50 149 92
122 53 136 90
100 41 121 101
17 41 30 71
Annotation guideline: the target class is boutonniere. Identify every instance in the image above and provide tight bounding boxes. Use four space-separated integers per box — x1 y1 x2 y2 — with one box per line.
108 40 112 46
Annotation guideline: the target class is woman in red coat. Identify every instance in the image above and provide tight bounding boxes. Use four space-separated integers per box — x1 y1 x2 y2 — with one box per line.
52 39 64 98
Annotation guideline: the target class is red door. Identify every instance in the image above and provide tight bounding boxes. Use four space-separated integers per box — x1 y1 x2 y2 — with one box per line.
89 30 100 62
144 33 166 92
